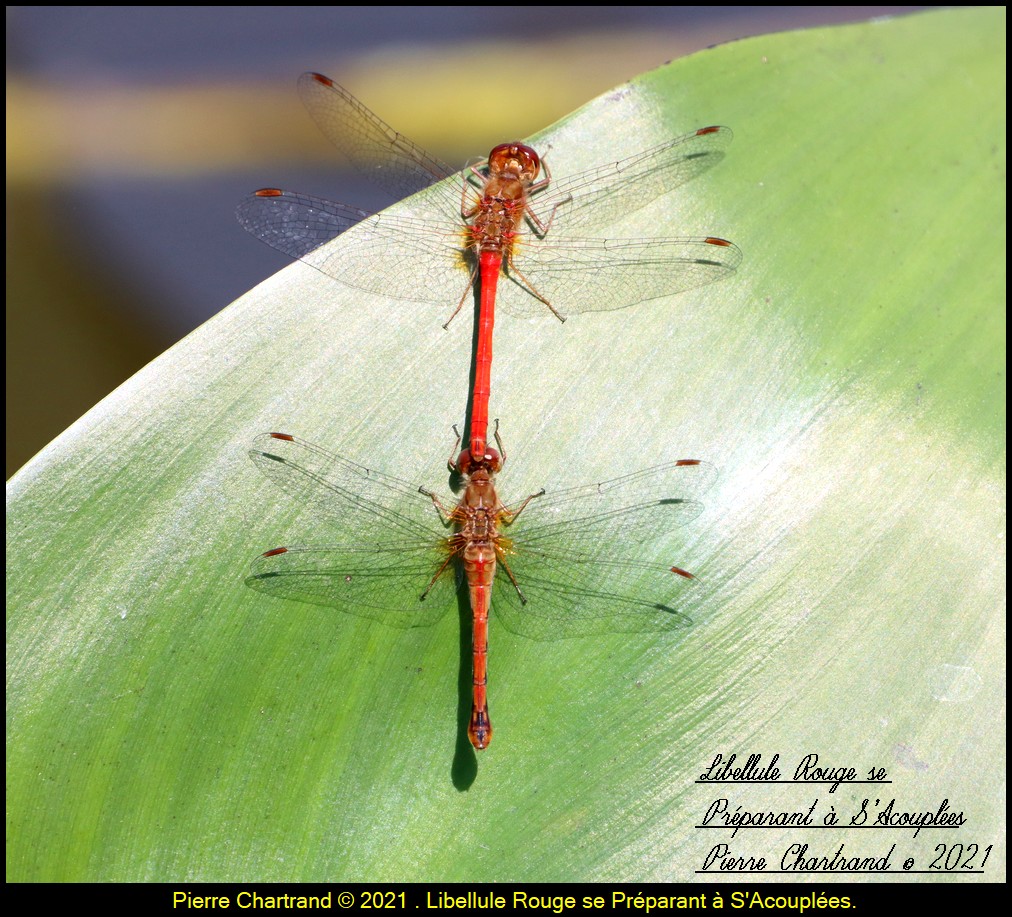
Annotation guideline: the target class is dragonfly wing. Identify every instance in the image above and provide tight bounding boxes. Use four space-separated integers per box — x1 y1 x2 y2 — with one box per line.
492 552 692 641
508 460 717 543
298 72 456 200
316 211 470 307
247 543 460 628
237 190 470 307
533 126 733 236
250 433 449 541
496 236 741 318
514 498 705 553
236 189 371 259
489 462 715 639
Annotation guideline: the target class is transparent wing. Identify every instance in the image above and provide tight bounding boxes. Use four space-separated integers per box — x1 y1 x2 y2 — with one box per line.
497 236 742 317
236 187 739 317
297 71 456 200
528 126 733 236
295 71 731 236
492 557 693 640
490 460 716 639
508 459 717 545
249 433 449 540
236 189 373 260
236 190 470 307
240 76 737 319
246 543 459 627
248 437 713 638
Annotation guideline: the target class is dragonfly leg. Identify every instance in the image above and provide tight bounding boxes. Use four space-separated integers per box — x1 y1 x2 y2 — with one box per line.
505 252 566 322
523 157 556 234
502 486 546 524
445 424 463 473
495 552 529 606
421 551 457 600
538 192 573 236
418 487 454 525
529 156 552 195
527 157 575 238
492 419 505 464
461 165 486 220
442 263 479 330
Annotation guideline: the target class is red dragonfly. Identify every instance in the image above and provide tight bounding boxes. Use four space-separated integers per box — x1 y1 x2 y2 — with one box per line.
247 427 715 750
238 73 740 461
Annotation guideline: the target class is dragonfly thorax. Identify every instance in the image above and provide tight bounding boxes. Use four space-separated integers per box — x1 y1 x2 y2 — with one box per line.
467 199 525 254
461 470 499 509
461 506 498 543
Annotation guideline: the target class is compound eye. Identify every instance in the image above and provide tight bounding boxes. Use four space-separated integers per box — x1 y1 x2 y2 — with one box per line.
455 449 473 474
516 144 540 175
483 448 502 472
487 143 513 167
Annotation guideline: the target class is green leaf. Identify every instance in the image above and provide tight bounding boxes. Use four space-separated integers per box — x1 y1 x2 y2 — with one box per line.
7 8 1005 881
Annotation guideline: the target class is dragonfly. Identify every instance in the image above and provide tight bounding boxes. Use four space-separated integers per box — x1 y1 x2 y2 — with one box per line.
237 72 741 461
246 427 715 749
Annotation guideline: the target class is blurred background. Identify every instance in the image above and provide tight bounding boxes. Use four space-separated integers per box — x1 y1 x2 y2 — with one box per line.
6 6 924 477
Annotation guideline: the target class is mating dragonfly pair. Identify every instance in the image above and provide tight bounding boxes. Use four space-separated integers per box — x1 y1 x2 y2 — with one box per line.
240 73 737 748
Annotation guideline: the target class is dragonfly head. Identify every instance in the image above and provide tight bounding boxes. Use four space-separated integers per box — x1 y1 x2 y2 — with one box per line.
456 446 502 476
487 142 541 183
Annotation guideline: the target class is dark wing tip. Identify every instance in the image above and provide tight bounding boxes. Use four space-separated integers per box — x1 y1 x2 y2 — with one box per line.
304 72 334 87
